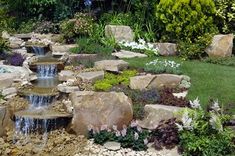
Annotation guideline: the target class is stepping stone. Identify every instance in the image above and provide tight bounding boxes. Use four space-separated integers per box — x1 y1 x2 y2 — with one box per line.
104 141 121 151
58 70 76 82
94 60 129 72
77 71 104 83
112 50 147 59
57 85 80 93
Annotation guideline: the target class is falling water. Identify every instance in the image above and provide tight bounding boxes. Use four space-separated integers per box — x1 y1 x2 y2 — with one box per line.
32 46 45 55
28 95 54 108
37 64 57 78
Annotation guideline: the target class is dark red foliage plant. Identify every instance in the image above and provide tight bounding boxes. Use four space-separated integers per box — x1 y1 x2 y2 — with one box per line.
149 118 180 150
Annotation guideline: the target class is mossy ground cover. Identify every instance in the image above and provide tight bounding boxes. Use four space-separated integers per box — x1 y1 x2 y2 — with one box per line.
125 57 235 114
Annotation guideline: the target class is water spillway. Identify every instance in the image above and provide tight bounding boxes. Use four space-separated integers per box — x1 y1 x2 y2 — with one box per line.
28 94 55 108
32 46 45 55
37 64 57 78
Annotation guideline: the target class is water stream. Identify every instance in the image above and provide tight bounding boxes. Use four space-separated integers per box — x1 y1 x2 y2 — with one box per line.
32 46 45 55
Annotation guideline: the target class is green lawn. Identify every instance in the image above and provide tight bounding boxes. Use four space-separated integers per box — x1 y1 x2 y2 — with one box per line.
124 57 235 113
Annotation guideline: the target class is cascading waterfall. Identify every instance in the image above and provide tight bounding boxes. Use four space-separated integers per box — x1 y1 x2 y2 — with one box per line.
37 64 57 78
32 46 45 55
28 95 54 108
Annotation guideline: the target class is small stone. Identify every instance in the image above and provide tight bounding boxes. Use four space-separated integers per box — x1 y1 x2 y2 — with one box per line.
104 141 121 151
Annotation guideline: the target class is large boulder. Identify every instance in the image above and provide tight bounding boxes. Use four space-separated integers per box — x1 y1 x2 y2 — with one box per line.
130 74 183 90
94 60 129 72
206 34 234 57
105 25 134 42
154 43 177 56
112 50 148 59
137 104 183 130
8 37 24 49
70 91 133 135
0 65 31 81
0 106 13 136
58 70 76 82
50 44 77 56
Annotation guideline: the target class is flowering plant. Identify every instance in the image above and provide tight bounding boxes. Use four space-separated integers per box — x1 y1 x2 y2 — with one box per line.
144 59 182 74
176 98 235 156
118 39 159 56
88 120 150 151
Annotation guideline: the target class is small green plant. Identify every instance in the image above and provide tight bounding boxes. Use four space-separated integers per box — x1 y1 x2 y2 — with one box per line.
100 12 133 26
0 36 9 53
88 121 150 151
17 20 37 33
203 57 235 67
94 70 137 91
144 59 182 74
70 37 113 55
176 98 235 156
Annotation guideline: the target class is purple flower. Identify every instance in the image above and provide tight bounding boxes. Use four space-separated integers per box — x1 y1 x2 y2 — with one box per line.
121 128 127 137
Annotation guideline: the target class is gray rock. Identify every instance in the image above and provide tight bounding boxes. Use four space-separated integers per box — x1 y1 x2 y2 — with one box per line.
105 25 134 42
0 73 14 90
50 44 77 53
112 50 148 59
138 104 183 130
57 85 80 93
1 87 17 96
206 34 234 57
1 31 10 39
13 33 32 40
9 37 24 49
0 65 31 80
77 71 104 83
58 70 76 82
95 60 129 72
130 74 183 90
104 141 121 151
154 43 177 56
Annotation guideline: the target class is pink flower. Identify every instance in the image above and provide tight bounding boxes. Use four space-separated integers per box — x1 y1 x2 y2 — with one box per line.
112 125 117 131
130 120 138 128
100 125 108 131
115 131 121 137
134 132 139 140
144 138 148 145
121 128 127 137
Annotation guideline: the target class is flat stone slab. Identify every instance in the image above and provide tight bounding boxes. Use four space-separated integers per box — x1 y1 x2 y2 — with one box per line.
50 44 77 53
137 104 183 130
58 70 75 82
112 50 147 59
1 87 17 96
57 85 80 93
130 74 183 90
0 73 14 90
94 60 129 72
104 141 121 151
77 71 104 83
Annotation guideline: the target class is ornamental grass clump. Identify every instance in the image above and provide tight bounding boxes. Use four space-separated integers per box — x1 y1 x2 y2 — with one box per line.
119 39 159 56
88 120 150 151
176 98 235 156
144 59 182 74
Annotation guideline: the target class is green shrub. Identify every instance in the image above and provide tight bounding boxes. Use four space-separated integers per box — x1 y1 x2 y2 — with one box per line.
17 20 38 33
214 0 235 33
144 59 182 74
100 12 133 26
203 57 235 67
60 12 94 41
0 5 16 33
0 36 9 53
156 0 218 42
94 70 137 91
70 37 113 55
177 99 235 156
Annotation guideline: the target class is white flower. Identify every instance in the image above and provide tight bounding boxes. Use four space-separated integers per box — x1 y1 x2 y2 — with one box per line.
209 113 223 132
175 123 183 131
115 131 121 137
137 126 142 133
190 97 201 109
181 111 193 130
134 132 139 140
211 100 221 112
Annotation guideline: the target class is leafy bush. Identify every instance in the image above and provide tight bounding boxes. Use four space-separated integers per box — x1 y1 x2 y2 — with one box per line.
150 118 179 150
159 88 190 107
144 59 182 74
7 53 25 66
214 0 235 33
70 37 114 55
156 0 218 42
177 33 214 60
34 21 59 34
60 12 94 42
0 5 16 33
100 12 133 26
176 99 235 156
17 20 38 33
0 36 9 53
94 70 137 91
203 56 235 67
88 121 150 151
